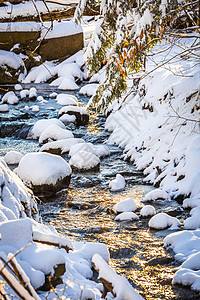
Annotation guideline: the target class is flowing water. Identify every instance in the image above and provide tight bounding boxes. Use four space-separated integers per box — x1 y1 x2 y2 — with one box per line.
0 83 199 300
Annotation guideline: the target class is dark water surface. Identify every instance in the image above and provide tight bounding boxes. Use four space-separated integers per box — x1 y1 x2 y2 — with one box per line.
0 84 199 300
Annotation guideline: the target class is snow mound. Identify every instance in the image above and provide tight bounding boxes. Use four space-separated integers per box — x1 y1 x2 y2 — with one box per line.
140 205 156 217
109 174 126 192
56 93 78 106
79 83 99 96
59 113 76 124
149 213 180 229
142 189 169 202
182 195 200 208
30 118 65 139
32 105 39 112
1 91 19 105
51 75 79 90
40 138 85 154
184 214 200 230
114 198 137 213
190 206 200 217
114 212 139 221
69 151 100 171
0 104 9 112
15 83 22 90
15 152 72 186
0 158 39 221
173 268 200 292
39 124 74 144
4 150 24 164
69 142 109 158
58 105 87 117
94 144 110 158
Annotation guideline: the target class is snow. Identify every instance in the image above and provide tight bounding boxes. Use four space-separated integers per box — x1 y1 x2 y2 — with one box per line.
92 254 144 299
59 113 76 124
15 84 23 90
113 198 137 213
0 50 25 70
30 118 65 139
182 195 200 209
40 138 85 154
149 213 180 229
41 20 82 40
69 151 100 170
140 205 156 217
15 152 72 186
31 105 39 112
69 142 109 158
4 150 24 164
114 212 139 221
109 174 126 192
51 75 79 90
164 229 200 292
20 89 29 99
184 214 200 230
0 158 40 221
142 189 169 202
0 104 9 112
56 93 78 106
38 124 74 144
1 91 19 105
79 83 99 96
58 105 87 117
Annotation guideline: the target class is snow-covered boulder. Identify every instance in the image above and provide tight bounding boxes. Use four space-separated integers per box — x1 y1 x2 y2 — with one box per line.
32 105 39 112
149 213 180 230
39 124 74 145
79 83 99 96
184 214 200 230
51 75 79 90
114 198 137 213
182 195 200 208
59 113 76 124
56 93 77 106
69 143 109 158
140 205 156 217
142 189 169 202
109 174 126 192
69 151 100 171
0 104 9 112
15 83 22 91
40 138 85 155
0 50 27 83
4 150 24 165
114 212 139 221
30 118 65 139
14 152 72 195
0 158 39 221
58 105 89 126
1 91 19 105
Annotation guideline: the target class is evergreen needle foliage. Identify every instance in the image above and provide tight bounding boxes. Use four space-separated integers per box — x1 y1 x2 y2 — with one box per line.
75 0 199 113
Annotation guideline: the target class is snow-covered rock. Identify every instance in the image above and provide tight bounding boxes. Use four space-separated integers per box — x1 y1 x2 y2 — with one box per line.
69 142 109 158
109 174 126 192
182 195 200 208
1 91 19 105
0 104 9 112
114 198 137 213
39 124 74 145
51 75 79 90
149 213 180 229
59 113 76 124
14 152 72 194
140 205 156 217
69 151 100 171
4 150 24 164
114 212 139 221
20 89 29 99
184 214 200 230
79 83 99 96
56 93 77 106
40 138 85 154
58 105 89 125
14 83 22 90
142 189 169 202
32 105 39 112
30 118 65 139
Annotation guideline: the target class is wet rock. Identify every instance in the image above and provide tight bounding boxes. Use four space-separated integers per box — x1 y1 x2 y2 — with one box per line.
146 256 174 266
58 106 89 126
38 263 66 291
0 123 32 139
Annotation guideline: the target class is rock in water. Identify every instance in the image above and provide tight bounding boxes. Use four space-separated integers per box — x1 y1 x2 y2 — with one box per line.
14 152 72 196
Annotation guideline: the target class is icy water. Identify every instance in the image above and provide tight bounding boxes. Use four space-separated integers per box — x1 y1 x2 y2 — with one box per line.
0 84 199 300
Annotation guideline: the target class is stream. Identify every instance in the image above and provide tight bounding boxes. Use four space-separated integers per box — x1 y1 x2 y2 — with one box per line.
0 83 199 300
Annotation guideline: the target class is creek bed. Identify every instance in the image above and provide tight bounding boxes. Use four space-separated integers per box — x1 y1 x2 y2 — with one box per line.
0 83 199 300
